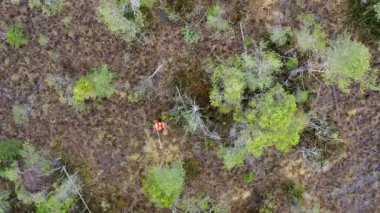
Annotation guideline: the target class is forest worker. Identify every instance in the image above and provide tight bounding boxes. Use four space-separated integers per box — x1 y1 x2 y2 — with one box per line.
153 119 167 149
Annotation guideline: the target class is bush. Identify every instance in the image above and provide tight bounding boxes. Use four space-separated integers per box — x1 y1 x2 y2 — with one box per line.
36 176 80 213
210 58 245 114
269 25 289 46
0 190 11 213
243 171 255 184
220 147 247 170
0 139 23 161
206 5 230 31
243 48 282 91
182 25 201 44
6 25 28 48
73 65 117 104
28 0 65 16
142 161 185 208
294 14 326 53
98 0 144 42
324 35 379 92
245 85 308 156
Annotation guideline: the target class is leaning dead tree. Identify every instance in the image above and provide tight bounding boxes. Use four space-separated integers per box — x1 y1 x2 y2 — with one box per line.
173 87 221 141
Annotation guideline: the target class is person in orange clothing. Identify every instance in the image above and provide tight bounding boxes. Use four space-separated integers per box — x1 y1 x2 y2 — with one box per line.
153 119 166 149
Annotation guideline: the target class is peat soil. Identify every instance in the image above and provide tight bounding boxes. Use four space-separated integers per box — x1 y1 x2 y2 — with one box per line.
0 0 379 212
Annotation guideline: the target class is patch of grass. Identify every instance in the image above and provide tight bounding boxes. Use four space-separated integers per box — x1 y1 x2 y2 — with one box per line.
283 181 305 203
206 4 230 31
347 0 380 37
6 25 28 48
127 90 141 103
259 193 277 213
177 194 229 213
183 158 201 179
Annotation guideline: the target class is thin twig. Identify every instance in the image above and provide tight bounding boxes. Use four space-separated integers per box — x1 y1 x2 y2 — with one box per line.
62 166 92 213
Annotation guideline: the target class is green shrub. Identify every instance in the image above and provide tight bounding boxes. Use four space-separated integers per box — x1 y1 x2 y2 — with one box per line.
182 25 201 44
294 14 326 53
6 25 28 48
127 90 141 103
73 65 117 104
324 35 379 92
0 139 23 161
98 0 144 42
142 161 185 208
0 190 11 213
210 49 282 114
210 58 245 114
245 85 308 156
12 105 29 124
220 147 247 170
285 57 299 69
28 0 65 16
269 25 289 46
36 176 79 213
243 49 282 91
206 5 230 31
374 3 380 20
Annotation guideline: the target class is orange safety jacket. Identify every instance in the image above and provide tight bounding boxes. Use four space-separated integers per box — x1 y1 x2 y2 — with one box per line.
153 120 165 132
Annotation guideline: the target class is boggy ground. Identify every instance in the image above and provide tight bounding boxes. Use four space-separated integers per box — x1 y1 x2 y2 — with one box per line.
0 0 379 212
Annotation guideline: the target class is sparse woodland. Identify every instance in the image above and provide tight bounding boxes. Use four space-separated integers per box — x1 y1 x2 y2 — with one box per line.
0 0 379 212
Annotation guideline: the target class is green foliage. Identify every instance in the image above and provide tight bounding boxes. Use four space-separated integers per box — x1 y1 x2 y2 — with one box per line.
347 0 380 37
259 193 277 213
220 147 247 170
294 14 326 53
206 5 230 31
36 177 79 213
295 90 309 103
178 194 229 213
245 85 308 156
269 25 289 46
28 0 65 16
142 162 185 208
243 49 282 91
210 48 282 114
182 25 201 44
0 139 23 161
374 3 380 20
12 105 29 124
243 171 255 184
21 142 53 174
0 190 11 213
6 25 28 48
283 181 305 202
324 35 379 92
73 65 117 104
98 0 144 42
127 90 141 103
286 57 299 69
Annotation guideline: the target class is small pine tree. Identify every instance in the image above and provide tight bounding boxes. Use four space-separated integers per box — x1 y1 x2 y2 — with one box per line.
73 65 117 105
142 162 185 208
294 14 326 53
324 35 379 92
